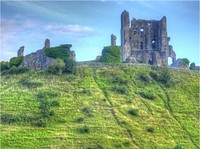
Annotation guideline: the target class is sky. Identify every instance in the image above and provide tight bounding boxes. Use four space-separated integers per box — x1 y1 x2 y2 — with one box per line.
1 0 199 65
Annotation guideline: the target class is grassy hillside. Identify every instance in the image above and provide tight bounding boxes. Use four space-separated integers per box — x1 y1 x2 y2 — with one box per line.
0 63 199 149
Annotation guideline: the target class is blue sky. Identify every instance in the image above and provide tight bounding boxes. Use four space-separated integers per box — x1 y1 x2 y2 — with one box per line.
1 1 199 65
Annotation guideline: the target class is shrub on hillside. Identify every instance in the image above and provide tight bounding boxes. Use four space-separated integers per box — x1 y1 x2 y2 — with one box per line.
9 66 29 74
79 125 90 134
76 117 84 123
64 59 76 74
0 61 9 71
51 100 60 107
146 127 154 133
112 85 129 95
37 90 58 99
45 45 71 60
38 99 53 118
182 58 190 68
139 90 156 100
48 58 65 75
150 65 172 87
100 46 121 63
9 56 24 67
19 78 43 88
174 144 183 149
128 109 139 116
139 72 152 82
82 106 93 117
189 62 196 70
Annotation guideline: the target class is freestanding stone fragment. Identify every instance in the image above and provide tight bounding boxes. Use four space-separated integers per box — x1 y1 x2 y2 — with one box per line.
44 39 50 49
111 34 117 46
17 46 24 57
70 50 76 61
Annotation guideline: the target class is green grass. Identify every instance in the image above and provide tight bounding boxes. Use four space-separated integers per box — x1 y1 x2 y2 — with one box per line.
0 63 199 148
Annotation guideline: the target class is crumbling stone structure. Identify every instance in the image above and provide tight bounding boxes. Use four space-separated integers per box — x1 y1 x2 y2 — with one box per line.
70 50 76 61
120 10 176 65
20 39 55 70
18 38 76 70
111 34 117 46
17 46 24 57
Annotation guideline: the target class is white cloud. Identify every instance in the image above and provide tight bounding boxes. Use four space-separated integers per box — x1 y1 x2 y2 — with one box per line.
1 16 96 61
45 24 95 37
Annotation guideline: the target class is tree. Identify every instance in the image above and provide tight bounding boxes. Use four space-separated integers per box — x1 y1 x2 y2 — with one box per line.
48 58 65 75
189 62 196 70
100 46 121 63
182 58 190 68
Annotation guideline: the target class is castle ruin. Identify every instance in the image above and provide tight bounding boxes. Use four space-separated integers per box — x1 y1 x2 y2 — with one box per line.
118 10 176 65
18 39 76 70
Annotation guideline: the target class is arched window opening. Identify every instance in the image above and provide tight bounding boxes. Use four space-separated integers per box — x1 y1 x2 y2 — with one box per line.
168 57 173 66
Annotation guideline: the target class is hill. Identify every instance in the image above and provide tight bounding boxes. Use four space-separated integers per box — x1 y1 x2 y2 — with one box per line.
0 63 199 149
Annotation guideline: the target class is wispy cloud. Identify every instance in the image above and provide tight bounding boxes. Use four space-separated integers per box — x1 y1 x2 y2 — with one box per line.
45 24 95 37
1 15 96 61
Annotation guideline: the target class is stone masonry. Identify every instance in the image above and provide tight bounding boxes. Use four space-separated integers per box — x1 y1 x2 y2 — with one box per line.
17 46 24 57
111 34 117 46
18 39 76 70
119 10 176 65
21 39 55 70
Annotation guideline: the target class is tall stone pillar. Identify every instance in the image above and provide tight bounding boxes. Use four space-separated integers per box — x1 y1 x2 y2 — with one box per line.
111 34 117 46
17 46 24 57
121 10 131 61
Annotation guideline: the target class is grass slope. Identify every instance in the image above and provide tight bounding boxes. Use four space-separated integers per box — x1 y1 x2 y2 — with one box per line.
0 63 199 149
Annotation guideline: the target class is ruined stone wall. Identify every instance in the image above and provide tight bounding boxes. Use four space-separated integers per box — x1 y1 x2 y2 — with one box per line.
20 39 55 70
120 10 176 65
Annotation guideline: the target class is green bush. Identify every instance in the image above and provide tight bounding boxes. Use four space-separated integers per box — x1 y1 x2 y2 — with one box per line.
128 109 139 116
48 58 65 75
79 125 90 134
112 85 129 95
0 61 9 71
64 59 76 74
32 119 47 127
1 113 29 124
45 45 71 60
189 62 196 70
9 56 24 67
9 66 29 74
150 66 171 87
82 106 93 117
37 90 58 99
139 90 156 100
51 100 60 107
19 78 43 89
76 117 84 123
38 99 52 118
139 72 152 82
100 46 121 63
146 127 154 133
182 58 190 68
174 144 183 149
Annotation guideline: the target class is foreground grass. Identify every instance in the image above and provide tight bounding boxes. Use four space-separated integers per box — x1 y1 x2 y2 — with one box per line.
0 63 199 149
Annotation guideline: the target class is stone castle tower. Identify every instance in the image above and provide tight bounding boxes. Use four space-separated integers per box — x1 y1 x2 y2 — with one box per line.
120 10 176 65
